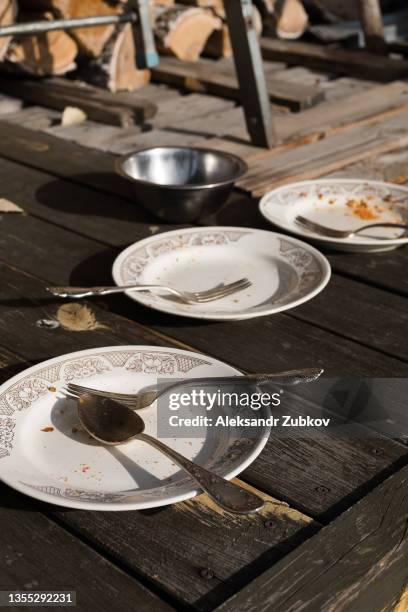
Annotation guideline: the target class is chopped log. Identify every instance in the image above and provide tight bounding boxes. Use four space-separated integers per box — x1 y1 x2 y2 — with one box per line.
6 12 78 76
204 4 262 59
357 0 386 54
79 23 150 93
154 5 222 61
274 0 308 40
19 0 122 57
0 0 17 61
203 23 232 58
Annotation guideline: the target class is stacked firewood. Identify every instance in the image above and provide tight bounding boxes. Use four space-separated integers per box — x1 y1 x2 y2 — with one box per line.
0 0 309 91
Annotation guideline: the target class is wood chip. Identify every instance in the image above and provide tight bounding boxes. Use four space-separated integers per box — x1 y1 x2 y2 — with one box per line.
0 197 23 213
61 106 87 127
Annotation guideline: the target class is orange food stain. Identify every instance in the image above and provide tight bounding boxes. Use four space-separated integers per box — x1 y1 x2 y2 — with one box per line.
41 427 54 432
346 199 379 221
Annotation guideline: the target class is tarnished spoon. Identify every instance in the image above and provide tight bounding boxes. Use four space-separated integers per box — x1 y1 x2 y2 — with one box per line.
77 393 265 515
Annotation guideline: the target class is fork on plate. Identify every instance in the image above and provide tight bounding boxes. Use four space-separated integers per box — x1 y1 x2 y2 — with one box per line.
47 278 252 305
295 215 408 239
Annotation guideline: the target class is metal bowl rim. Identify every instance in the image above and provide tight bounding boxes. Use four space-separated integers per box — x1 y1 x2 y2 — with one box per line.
115 146 248 190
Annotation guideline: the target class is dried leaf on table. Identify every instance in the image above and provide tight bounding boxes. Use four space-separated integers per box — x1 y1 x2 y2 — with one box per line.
56 303 109 332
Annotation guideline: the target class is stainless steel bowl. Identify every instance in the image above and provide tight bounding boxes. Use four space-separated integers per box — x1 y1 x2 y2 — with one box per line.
116 146 248 223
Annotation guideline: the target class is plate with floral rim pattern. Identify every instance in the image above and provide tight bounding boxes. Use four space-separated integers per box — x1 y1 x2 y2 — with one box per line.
0 345 270 511
111 226 331 320
259 179 408 253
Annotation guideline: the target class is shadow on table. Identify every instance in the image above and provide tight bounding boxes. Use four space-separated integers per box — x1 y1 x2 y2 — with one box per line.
35 175 155 224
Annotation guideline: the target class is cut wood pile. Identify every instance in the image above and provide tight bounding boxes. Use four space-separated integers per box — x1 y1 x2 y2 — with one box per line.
0 0 310 91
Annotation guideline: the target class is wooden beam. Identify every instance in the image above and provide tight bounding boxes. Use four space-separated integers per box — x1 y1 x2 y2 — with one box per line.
238 110 408 196
0 76 157 126
152 56 325 111
260 38 408 81
216 465 408 612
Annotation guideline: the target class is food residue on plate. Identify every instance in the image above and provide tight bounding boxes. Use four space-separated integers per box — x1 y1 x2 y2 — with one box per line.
346 199 381 221
41 426 54 432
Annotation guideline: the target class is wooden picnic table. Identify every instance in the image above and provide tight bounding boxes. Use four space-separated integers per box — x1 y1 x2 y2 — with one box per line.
0 63 407 611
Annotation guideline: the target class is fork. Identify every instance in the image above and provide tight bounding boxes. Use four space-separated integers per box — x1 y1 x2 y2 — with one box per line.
295 215 408 239
61 368 324 411
47 278 251 304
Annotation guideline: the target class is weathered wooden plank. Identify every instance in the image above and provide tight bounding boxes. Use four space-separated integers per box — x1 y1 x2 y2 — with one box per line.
0 155 164 246
260 38 408 81
88 127 207 156
217 465 408 612
3 106 61 130
0 76 157 127
328 248 408 299
48 120 143 153
150 92 236 129
0 488 172 611
50 482 316 610
152 56 325 111
319 76 376 102
206 81 408 160
290 275 408 361
244 387 407 518
265 66 330 88
326 147 408 184
65 107 251 154
0 93 22 116
238 110 408 195
0 119 132 198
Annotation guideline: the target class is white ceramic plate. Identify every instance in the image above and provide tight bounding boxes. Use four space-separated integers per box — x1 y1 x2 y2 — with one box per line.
259 179 408 252
0 346 270 511
112 226 331 320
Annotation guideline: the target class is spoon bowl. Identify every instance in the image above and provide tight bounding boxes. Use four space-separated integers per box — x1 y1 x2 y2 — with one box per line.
78 393 145 444
77 392 265 514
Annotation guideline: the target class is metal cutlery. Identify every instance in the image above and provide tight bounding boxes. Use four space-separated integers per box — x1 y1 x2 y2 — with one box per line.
47 278 251 304
62 368 324 411
77 392 265 514
295 215 408 239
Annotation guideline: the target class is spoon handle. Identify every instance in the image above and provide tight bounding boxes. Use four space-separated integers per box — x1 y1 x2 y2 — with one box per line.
138 432 264 514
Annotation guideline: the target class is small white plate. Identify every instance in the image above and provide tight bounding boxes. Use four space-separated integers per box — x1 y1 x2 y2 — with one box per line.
0 346 270 511
112 227 331 320
259 179 408 253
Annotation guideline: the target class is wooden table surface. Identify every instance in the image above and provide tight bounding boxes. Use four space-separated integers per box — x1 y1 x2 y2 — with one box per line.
0 70 407 612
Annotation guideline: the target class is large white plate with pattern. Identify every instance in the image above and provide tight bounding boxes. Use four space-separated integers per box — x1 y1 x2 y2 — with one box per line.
259 179 408 252
112 226 331 320
0 346 270 511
